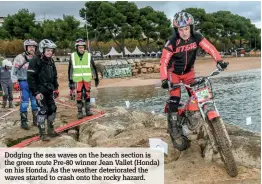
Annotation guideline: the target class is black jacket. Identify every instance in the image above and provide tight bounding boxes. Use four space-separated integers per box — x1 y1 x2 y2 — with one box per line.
160 31 222 79
27 55 59 96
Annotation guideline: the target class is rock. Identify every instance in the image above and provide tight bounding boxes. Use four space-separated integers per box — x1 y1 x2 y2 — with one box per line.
154 65 160 73
93 124 116 137
0 141 7 147
78 122 93 144
144 63 155 68
68 129 78 141
130 111 153 126
127 59 134 64
154 68 160 73
120 60 128 65
90 131 108 146
147 68 154 73
164 145 181 164
28 135 91 148
141 68 147 73
129 123 145 130
132 69 139 73
111 107 129 116
4 125 39 144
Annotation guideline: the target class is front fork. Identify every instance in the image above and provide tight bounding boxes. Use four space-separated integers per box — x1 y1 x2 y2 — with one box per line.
198 100 232 152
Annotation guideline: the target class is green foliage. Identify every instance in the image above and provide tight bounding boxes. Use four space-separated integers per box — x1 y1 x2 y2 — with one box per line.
183 8 261 49
138 6 172 54
2 9 38 40
0 6 261 56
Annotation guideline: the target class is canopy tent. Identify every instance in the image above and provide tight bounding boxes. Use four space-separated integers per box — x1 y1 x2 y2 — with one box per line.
104 47 122 56
124 47 132 55
130 46 145 55
150 51 156 55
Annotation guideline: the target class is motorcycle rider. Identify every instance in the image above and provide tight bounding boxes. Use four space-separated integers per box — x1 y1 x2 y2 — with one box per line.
160 12 228 138
12 39 38 130
0 59 14 108
27 39 59 141
68 38 99 119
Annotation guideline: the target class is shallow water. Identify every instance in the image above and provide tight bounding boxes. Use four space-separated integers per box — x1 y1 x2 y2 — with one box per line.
96 69 261 133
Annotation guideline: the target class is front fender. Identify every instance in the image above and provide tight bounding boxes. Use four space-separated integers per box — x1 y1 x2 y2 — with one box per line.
207 110 220 121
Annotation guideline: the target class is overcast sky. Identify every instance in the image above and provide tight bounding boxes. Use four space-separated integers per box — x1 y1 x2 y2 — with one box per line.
0 1 261 28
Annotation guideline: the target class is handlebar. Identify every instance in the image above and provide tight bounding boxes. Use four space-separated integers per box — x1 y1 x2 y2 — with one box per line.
168 68 222 91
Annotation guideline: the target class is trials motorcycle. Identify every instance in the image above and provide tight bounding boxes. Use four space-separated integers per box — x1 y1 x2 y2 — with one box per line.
164 68 238 177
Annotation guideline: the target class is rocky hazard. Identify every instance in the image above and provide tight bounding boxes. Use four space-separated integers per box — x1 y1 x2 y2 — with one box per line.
0 97 260 184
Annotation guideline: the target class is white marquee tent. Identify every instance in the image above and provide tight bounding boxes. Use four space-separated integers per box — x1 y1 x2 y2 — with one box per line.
124 47 132 55
130 46 145 55
104 47 122 56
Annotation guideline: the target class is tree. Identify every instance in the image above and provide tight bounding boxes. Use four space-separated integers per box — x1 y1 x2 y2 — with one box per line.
80 1 141 56
183 8 261 49
2 9 38 40
138 6 171 54
0 27 10 39
41 15 80 48
211 11 260 48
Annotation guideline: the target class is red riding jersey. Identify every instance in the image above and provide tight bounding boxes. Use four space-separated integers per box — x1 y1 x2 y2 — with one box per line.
160 32 222 80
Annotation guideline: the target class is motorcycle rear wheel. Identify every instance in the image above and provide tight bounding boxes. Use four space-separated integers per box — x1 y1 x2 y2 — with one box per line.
170 133 190 151
167 111 190 151
209 117 238 177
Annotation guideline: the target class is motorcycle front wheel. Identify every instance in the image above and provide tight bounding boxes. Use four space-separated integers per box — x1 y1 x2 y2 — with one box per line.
209 117 238 177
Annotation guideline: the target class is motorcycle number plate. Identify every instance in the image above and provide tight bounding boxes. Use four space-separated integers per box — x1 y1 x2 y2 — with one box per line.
195 88 210 102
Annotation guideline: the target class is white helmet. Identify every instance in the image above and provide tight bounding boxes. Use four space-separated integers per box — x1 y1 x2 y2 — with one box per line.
23 39 38 51
39 39 57 53
2 59 13 67
75 38 86 49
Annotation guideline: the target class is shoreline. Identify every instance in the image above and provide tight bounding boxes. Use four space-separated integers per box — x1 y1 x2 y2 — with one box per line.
97 68 261 89
56 57 261 95
95 57 261 88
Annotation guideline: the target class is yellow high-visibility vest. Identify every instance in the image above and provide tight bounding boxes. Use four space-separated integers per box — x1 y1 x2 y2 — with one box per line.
71 52 92 82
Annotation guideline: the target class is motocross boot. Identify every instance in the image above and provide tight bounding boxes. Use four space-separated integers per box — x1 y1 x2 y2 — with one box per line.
37 115 50 141
20 112 29 130
47 120 59 138
32 110 38 126
85 102 93 116
2 95 7 108
77 102 84 119
168 112 182 139
9 101 14 108
38 124 50 141
47 113 60 138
